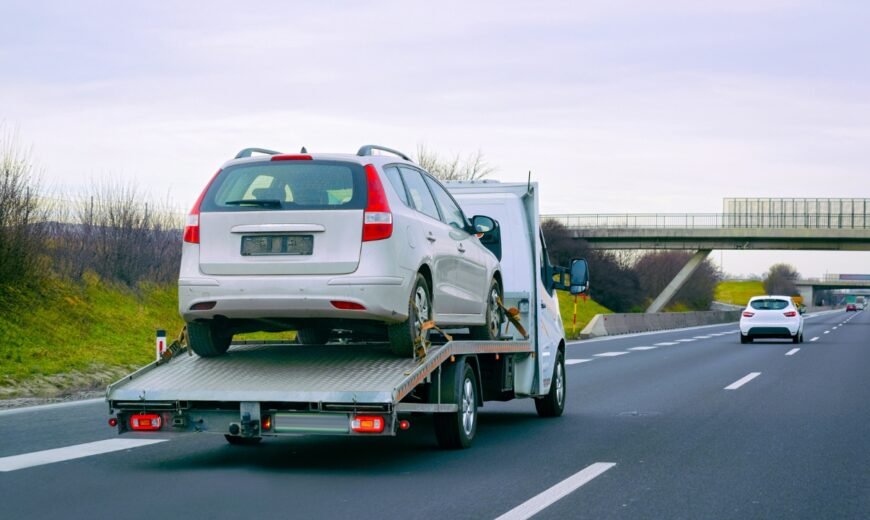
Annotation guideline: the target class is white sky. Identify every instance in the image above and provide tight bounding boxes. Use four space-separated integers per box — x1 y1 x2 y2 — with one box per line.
2 0 869 278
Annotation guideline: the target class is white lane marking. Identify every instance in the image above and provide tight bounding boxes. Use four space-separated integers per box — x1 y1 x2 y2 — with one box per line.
0 439 167 472
594 351 629 357
810 337 819 342
675 339 696 343
495 462 616 520
628 346 657 351
824 331 830 334
654 342 679 346
693 335 713 339
785 348 800 356
0 398 103 417
832 326 838 330
566 322 739 346
725 372 762 390
566 359 593 365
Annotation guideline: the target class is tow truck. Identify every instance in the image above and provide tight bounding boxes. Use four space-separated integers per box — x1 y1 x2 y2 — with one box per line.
106 181 588 449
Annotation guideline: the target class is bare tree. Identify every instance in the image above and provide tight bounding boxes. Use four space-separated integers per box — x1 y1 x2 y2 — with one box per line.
763 263 800 296
415 144 495 181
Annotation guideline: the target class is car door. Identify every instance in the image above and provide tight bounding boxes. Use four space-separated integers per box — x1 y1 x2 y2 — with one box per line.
423 174 488 317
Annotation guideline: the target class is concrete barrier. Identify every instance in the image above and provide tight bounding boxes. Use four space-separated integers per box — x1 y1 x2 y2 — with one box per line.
580 310 741 339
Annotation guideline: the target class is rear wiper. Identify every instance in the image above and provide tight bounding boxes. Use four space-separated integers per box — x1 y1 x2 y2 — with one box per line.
224 199 283 208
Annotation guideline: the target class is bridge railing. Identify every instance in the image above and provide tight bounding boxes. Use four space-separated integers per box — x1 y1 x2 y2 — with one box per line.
544 213 869 229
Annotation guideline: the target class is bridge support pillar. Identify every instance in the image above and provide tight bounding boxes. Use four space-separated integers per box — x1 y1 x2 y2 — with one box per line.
646 249 712 313
796 285 814 306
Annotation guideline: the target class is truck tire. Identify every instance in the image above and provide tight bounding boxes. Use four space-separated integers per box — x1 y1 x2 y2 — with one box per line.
187 321 232 357
535 350 566 417
224 435 261 446
469 279 504 340
388 274 430 357
434 359 478 449
296 328 331 345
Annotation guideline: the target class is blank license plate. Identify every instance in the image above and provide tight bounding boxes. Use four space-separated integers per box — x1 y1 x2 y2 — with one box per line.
241 235 313 256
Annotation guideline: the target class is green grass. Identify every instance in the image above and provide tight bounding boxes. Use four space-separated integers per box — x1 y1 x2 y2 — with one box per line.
715 280 765 306
557 293 612 339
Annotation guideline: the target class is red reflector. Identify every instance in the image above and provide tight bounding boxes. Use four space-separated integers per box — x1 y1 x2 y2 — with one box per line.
261 415 272 432
190 301 217 311
742 311 754 318
783 311 797 317
129 413 162 431
108 418 118 427
271 154 313 161
399 420 411 430
362 164 393 242
351 415 385 433
330 300 366 310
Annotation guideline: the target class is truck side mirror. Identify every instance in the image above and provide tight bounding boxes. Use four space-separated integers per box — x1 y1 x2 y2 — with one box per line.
471 215 501 260
569 258 589 295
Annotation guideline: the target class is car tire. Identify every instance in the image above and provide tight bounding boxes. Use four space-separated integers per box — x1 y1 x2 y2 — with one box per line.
469 279 504 340
535 350 566 418
740 334 751 344
296 328 331 345
224 435 262 446
792 333 800 344
434 359 477 449
388 274 431 357
187 321 232 357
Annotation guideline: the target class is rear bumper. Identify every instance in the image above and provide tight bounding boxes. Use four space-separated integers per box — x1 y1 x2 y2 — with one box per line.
743 326 795 338
179 274 411 323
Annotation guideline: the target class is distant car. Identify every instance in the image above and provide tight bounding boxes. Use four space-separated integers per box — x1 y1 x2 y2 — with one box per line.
846 303 857 312
740 295 804 344
859 302 866 310
179 145 504 358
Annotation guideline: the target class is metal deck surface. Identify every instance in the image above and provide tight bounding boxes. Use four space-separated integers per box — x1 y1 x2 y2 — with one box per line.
107 340 533 405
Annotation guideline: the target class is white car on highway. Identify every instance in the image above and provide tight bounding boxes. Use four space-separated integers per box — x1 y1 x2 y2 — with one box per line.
179 145 504 357
739 295 804 344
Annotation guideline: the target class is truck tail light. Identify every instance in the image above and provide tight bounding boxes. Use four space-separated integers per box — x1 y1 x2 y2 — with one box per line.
261 415 272 432
362 164 392 242
183 169 221 244
130 413 162 431
351 415 385 433
742 311 754 318
783 311 797 317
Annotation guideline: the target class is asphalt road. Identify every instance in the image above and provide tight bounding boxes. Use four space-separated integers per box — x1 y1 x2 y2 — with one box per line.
1 309 867 519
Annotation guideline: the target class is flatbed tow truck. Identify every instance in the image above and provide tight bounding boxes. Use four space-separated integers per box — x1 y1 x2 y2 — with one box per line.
106 181 588 449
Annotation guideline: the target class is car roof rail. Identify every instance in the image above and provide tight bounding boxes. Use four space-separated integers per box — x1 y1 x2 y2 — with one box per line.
235 147 283 159
357 144 411 161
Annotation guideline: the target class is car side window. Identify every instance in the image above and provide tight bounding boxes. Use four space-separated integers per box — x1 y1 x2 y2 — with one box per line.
383 165 409 206
399 167 440 221
424 175 467 230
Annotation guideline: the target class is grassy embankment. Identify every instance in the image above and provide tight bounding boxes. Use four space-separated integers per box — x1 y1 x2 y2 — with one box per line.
715 280 765 306
0 275 610 399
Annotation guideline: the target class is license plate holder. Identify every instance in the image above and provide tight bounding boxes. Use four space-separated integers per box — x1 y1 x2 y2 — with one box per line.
241 235 314 256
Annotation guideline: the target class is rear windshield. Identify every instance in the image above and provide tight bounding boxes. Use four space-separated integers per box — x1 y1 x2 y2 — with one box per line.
201 160 366 212
749 299 790 310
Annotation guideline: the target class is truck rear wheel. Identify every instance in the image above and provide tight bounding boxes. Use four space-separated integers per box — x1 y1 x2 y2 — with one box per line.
187 321 232 357
434 360 478 449
388 274 430 357
535 350 566 417
469 279 504 340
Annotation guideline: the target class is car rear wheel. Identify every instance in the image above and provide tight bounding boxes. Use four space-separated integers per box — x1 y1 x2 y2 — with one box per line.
296 328 331 345
187 321 232 357
470 279 504 340
388 274 430 357
740 334 752 344
792 332 801 344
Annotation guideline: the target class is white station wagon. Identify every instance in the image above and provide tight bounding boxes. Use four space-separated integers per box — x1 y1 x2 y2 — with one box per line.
179 145 504 357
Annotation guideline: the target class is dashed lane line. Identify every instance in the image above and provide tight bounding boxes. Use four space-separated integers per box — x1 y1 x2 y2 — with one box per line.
785 348 800 356
725 372 762 390
566 359 593 365
824 331 830 334
0 439 167 472
654 342 679 346
675 339 696 343
628 346 657 351
494 462 617 520
594 352 630 357
810 337 819 342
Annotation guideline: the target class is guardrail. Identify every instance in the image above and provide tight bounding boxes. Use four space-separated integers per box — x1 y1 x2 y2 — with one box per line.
544 213 870 230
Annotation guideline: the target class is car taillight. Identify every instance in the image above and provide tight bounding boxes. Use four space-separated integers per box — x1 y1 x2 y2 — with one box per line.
784 311 797 317
742 311 754 318
362 164 392 242
183 169 222 244
129 413 162 431
351 415 385 433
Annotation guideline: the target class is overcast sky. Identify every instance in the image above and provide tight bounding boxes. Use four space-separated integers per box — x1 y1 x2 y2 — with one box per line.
2 0 869 278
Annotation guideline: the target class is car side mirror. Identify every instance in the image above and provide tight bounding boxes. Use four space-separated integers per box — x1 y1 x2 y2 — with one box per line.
569 258 589 295
471 215 501 260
